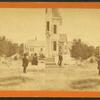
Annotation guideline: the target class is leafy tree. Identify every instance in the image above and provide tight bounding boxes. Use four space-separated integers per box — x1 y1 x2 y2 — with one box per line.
0 36 19 57
70 39 95 60
18 43 24 56
95 46 100 57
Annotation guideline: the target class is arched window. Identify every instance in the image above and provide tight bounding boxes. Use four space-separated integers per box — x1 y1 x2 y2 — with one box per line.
53 41 57 51
41 48 43 51
46 21 50 31
33 48 34 52
54 25 57 34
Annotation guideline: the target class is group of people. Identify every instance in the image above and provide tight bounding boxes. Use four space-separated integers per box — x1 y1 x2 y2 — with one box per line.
22 51 100 76
22 53 38 73
96 56 100 75
22 52 63 73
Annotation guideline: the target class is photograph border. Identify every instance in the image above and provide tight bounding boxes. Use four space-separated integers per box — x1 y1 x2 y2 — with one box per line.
0 2 100 98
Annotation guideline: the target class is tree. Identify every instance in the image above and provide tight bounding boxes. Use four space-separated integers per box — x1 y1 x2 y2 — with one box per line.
0 36 19 57
95 46 100 57
18 43 24 56
70 39 95 60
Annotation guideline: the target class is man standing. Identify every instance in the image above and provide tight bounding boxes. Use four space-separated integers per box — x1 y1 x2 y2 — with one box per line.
58 53 63 67
22 53 29 73
96 56 100 75
32 53 38 65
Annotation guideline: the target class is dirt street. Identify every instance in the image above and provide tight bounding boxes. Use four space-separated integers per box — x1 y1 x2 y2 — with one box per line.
0 60 100 91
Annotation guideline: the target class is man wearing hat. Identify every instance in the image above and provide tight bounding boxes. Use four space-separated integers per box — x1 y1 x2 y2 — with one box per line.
97 56 100 75
58 51 63 67
22 53 29 73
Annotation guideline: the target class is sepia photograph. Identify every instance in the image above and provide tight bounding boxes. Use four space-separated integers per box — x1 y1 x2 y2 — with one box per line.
0 7 100 92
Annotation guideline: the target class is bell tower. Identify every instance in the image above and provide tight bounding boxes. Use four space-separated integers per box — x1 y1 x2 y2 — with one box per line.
45 8 62 57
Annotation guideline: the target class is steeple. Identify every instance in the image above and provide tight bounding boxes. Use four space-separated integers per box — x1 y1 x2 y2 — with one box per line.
52 8 61 17
45 8 61 18
45 8 62 57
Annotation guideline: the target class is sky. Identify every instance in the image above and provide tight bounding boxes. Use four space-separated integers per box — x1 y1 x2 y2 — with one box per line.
0 8 100 46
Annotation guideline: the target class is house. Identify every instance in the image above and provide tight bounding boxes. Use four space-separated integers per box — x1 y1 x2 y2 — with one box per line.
24 38 47 57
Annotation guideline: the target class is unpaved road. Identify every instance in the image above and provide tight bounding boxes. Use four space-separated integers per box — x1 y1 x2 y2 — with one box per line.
0 60 100 91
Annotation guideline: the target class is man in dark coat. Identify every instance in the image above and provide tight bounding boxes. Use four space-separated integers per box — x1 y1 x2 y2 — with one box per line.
32 53 38 65
58 53 63 67
97 56 100 75
22 54 29 73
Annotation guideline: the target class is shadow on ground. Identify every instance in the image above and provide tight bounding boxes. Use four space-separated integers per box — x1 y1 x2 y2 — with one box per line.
70 78 100 90
0 76 32 87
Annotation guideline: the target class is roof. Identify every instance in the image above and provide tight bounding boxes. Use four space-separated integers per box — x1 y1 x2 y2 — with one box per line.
26 40 46 47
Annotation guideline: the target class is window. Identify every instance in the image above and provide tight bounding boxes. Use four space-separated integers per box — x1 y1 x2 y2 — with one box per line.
30 48 34 52
53 41 57 51
30 48 32 51
33 48 34 51
54 25 57 34
46 21 50 31
40 48 43 51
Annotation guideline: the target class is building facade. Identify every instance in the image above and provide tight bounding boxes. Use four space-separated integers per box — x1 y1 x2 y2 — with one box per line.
24 8 68 59
24 38 47 56
45 8 68 58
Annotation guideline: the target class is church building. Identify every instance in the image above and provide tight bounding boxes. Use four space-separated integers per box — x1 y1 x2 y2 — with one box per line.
24 8 68 62
45 8 68 58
